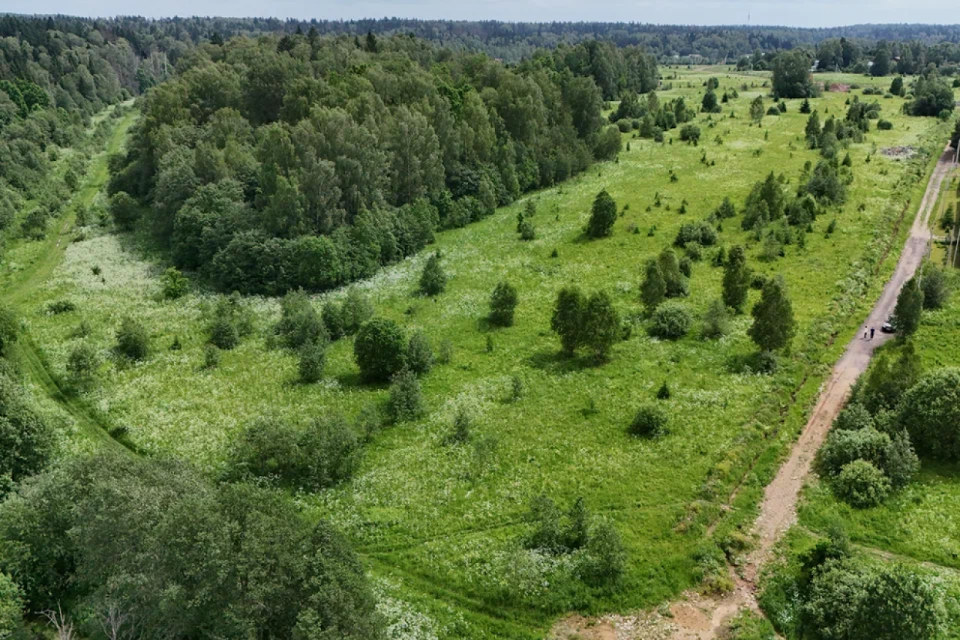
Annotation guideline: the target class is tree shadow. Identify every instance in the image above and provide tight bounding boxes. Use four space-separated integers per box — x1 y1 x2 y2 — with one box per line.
526 349 600 375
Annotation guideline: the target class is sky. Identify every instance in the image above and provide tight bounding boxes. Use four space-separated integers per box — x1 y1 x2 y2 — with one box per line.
1 0 956 29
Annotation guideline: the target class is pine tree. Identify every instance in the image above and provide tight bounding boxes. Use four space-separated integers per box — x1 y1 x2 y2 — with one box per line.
748 275 796 352
893 276 923 337
551 286 585 356
640 259 667 310
489 281 519 327
799 98 811 114
587 190 617 238
419 252 446 296
722 245 751 313
657 247 687 298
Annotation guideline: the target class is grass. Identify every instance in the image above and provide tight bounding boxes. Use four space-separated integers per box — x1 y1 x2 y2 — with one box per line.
5 69 954 638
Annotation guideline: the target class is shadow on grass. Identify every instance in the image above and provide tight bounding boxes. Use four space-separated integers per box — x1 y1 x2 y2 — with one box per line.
526 348 603 374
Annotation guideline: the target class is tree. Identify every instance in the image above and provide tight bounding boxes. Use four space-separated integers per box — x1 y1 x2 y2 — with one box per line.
920 264 950 309
582 519 626 586
772 49 814 98
640 259 666 310
722 246 751 313
66 343 100 391
748 275 796 352
587 190 617 238
298 341 326 383
581 291 621 361
114 317 149 361
749 96 765 124
353 318 406 382
388 368 424 422
952 118 960 149
0 372 54 492
896 368 960 461
871 41 892 76
834 460 891 508
658 247 688 298
908 75 956 117
160 267 189 299
893 275 923 337
405 331 434 376
419 252 446 296
275 290 328 350
109 192 140 231
799 98 811 114
860 343 923 414
805 160 847 205
890 76 904 96
701 298 730 339
0 572 22 640
701 90 720 113
489 281 519 327
551 286 585 356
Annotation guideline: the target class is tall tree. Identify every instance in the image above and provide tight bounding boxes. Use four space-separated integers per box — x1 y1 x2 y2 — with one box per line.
581 291 620 361
748 275 796 352
587 189 617 238
722 245 751 313
893 275 923 337
551 286 585 356
640 259 666 310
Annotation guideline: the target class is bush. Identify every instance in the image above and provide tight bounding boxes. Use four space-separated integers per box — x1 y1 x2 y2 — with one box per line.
674 220 718 247
877 119 893 130
209 316 239 350
518 218 536 240
405 331 433 376
203 344 221 369
833 460 891 508
0 372 54 490
298 341 326 383
45 300 76 315
816 427 891 478
108 191 139 230
160 267 189 299
896 368 960 460
649 302 692 340
227 415 359 490
833 402 873 431
66 343 99 391
340 288 375 336
629 404 668 438
679 124 701 143
920 265 950 310
581 519 626 586
701 299 730 339
275 290 328 350
354 318 407 383
388 368 424 423
114 316 149 361
0 306 18 355
489 281 519 327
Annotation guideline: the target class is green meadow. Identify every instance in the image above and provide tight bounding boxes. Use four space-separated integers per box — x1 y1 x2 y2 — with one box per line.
6 69 954 637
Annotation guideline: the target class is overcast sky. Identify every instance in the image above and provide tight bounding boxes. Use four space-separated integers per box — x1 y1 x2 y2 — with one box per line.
2 0 956 29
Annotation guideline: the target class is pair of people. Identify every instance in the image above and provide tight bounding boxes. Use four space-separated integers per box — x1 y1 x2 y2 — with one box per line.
863 327 875 340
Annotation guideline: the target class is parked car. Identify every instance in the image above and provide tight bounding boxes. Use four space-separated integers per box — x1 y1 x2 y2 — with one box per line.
881 316 897 333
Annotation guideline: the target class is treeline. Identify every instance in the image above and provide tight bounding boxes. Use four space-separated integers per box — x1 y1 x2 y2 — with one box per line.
108 32 654 295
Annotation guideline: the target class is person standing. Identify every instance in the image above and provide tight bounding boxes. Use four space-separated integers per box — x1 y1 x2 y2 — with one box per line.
870 327 875 340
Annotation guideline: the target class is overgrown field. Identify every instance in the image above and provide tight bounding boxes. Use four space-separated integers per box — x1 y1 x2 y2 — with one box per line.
9 69 953 637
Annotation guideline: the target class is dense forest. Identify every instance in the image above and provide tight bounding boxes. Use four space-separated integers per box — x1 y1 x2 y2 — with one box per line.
106 32 657 294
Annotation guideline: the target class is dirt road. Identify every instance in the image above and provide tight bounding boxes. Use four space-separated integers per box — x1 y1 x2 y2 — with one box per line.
550 144 958 640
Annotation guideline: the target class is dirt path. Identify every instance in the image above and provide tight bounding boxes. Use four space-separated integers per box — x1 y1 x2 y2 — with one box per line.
2 105 137 449
550 145 958 640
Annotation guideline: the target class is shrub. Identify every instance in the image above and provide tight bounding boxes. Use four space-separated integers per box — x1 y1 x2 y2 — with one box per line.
388 368 424 423
340 288 375 335
114 316 149 361
203 344 221 369
298 341 326 383
405 331 433 376
354 318 407 383
227 415 359 490
833 460 891 508
160 267 189 299
275 290 328 350
833 402 873 431
816 427 892 478
629 404 668 438
45 300 76 315
877 119 893 130
581 291 621 361
518 218 536 240
701 298 730 339
419 252 446 296
581 519 626 586
679 124 701 143
66 343 99 391
649 302 692 340
0 372 54 488
109 191 139 230
656 381 671 400
0 307 18 355
489 281 519 327
209 316 239 350
674 220 718 247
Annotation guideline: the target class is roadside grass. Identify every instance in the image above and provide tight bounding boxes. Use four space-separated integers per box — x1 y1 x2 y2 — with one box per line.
7 70 951 636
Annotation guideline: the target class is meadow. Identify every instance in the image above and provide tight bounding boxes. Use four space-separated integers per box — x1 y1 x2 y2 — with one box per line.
6 68 954 637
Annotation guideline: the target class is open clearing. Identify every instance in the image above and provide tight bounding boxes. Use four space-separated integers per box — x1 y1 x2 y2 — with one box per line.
5 70 954 637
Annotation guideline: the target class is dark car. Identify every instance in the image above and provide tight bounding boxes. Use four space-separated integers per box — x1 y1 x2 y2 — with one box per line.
881 316 896 333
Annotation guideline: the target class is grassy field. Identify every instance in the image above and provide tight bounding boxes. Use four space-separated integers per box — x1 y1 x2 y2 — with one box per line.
6 69 954 637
